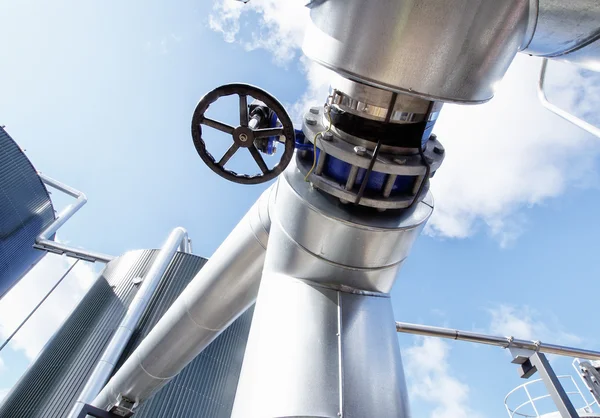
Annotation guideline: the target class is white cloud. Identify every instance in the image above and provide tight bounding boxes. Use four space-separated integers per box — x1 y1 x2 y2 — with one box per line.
404 337 483 418
427 57 599 244
208 1 600 244
488 304 582 347
0 254 97 360
209 0 308 63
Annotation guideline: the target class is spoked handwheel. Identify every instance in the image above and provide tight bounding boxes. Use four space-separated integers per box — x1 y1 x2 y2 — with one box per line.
191 83 295 185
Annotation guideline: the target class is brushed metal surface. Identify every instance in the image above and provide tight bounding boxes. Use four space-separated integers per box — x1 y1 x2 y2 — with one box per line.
303 0 530 103
231 276 341 418
233 161 427 417
232 276 412 417
341 293 411 417
524 0 600 70
275 160 432 276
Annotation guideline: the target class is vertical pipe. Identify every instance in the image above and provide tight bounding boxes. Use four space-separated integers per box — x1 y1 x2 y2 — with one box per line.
91 186 274 411
232 161 432 417
68 227 189 418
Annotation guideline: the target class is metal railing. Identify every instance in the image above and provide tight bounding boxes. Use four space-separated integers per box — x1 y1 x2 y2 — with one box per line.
395 322 600 361
538 58 600 140
35 174 114 263
504 375 595 418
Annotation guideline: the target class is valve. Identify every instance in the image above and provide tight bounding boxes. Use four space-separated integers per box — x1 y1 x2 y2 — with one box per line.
191 83 295 185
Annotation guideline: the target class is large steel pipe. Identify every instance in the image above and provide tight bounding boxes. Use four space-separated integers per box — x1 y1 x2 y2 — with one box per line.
522 0 600 71
303 0 530 103
92 186 274 411
232 160 432 418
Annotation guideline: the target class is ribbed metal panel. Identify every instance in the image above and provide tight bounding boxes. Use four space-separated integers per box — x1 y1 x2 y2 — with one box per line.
0 126 55 297
0 249 254 418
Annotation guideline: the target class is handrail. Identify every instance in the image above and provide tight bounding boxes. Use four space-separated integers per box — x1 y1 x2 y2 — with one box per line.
35 174 114 263
396 322 600 361
538 58 600 139
505 375 594 418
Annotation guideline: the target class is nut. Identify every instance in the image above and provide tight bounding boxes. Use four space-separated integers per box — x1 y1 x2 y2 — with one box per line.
305 116 317 126
322 131 333 141
353 146 367 156
309 107 320 115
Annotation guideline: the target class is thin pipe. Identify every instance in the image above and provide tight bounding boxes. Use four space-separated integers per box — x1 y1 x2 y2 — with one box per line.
395 322 600 361
68 227 190 418
538 58 600 139
0 259 79 353
35 174 114 263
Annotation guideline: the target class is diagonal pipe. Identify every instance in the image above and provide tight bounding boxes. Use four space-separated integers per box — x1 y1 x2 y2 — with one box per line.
91 185 274 413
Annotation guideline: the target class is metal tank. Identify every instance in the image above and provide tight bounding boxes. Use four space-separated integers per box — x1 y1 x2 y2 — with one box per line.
0 126 55 297
0 249 254 418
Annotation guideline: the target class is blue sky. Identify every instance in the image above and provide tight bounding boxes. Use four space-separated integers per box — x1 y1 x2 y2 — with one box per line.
1 1 600 417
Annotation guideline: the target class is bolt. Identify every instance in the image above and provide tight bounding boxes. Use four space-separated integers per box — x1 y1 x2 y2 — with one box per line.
429 133 437 141
353 146 367 156
322 131 333 141
433 145 445 155
238 133 248 142
306 116 317 126
310 106 320 115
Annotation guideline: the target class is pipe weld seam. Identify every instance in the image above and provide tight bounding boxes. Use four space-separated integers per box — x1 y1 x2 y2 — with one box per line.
274 215 406 271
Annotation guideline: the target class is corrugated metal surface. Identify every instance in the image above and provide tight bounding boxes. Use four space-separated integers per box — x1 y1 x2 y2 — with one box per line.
0 126 55 297
0 249 254 418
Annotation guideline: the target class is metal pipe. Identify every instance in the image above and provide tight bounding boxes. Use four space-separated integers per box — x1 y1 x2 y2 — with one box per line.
68 227 190 418
92 186 274 411
0 259 79 353
396 322 600 361
537 58 600 139
35 174 114 263
232 161 432 418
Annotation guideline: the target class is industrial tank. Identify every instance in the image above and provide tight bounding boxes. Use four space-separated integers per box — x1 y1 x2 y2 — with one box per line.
0 249 254 418
0 126 55 297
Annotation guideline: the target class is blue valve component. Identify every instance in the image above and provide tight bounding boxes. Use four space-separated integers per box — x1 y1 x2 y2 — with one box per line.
314 148 416 196
293 130 314 151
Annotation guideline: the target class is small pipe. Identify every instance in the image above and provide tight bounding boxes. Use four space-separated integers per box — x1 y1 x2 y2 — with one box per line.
36 174 115 263
538 58 600 139
68 228 190 418
396 322 600 361
0 259 79 353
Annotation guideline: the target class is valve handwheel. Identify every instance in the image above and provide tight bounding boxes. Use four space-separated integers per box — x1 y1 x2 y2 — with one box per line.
191 83 295 185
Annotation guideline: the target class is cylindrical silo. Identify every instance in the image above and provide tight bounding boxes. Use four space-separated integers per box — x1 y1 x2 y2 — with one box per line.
0 249 254 418
0 126 56 297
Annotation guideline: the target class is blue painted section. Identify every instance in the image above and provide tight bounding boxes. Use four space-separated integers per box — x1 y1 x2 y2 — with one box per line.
264 112 281 155
422 120 436 147
294 129 313 151
315 148 415 195
0 127 55 297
